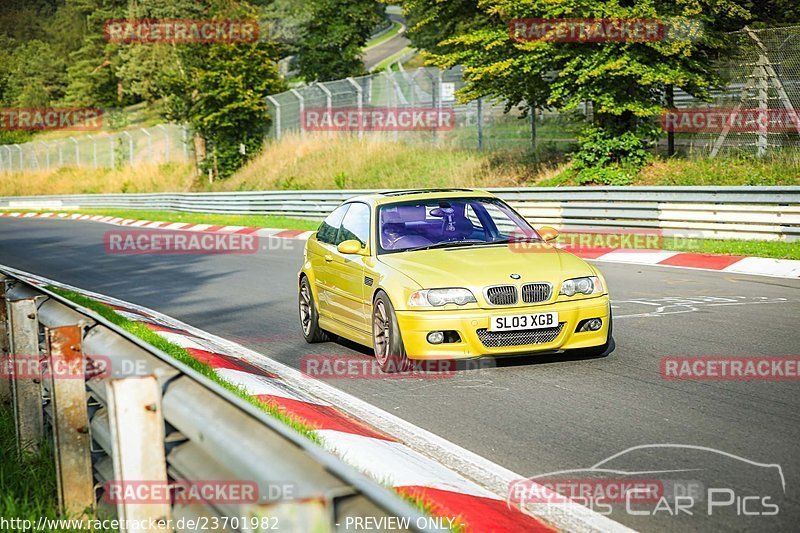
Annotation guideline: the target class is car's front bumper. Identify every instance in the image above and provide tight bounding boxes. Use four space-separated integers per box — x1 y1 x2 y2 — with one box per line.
395 295 610 360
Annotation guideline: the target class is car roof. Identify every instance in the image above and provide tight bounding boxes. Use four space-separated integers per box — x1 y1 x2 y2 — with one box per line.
347 188 497 207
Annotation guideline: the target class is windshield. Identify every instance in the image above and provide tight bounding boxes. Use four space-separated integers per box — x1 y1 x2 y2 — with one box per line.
377 197 538 254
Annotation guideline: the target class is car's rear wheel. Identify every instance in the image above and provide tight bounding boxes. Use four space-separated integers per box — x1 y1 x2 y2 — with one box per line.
372 292 410 373
299 276 330 343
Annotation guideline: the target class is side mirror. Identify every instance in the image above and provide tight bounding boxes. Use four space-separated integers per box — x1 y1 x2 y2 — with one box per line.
337 239 364 254
538 226 559 242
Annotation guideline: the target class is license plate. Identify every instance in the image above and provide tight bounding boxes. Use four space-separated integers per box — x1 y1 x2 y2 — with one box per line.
490 312 558 332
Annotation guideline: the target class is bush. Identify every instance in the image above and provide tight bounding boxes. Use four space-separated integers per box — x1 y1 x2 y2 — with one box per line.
571 127 652 185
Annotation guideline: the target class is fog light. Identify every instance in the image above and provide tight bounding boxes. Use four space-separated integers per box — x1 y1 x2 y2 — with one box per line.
586 318 602 331
576 318 603 332
427 331 444 344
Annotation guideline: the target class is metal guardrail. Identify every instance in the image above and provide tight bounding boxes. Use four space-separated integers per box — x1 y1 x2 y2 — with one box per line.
0 270 432 532
1 187 799 241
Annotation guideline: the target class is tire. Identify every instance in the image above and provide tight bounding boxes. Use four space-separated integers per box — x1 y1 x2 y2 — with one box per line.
299 276 330 343
579 309 613 358
372 292 411 373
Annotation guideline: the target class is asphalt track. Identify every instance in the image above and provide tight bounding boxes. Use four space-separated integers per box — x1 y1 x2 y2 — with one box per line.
2 217 799 532
363 13 411 72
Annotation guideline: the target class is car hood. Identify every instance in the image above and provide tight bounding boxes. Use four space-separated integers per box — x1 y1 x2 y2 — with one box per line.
377 244 594 290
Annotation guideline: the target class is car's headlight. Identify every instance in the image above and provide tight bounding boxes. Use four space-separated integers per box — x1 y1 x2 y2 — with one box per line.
408 288 477 307
559 276 603 297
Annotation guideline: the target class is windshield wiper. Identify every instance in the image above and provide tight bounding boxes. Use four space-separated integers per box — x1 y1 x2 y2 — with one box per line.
401 240 497 252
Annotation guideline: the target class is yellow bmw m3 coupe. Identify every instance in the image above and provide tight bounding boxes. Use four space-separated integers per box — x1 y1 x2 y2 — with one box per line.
298 189 612 372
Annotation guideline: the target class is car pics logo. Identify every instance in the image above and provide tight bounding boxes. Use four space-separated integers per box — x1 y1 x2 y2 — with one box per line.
104 20 259 44
300 355 457 379
104 230 258 255
509 18 703 43
508 444 785 518
0 108 103 131
661 356 800 380
301 107 456 132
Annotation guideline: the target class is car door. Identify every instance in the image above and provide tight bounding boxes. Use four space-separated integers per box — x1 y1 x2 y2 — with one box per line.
326 202 371 333
309 204 350 318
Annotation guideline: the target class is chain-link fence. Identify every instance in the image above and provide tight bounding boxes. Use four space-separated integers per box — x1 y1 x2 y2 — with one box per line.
0 123 191 173
1 27 796 173
670 26 800 156
267 26 800 158
266 64 586 153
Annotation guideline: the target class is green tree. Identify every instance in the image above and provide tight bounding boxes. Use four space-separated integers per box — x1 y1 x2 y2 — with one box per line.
296 0 383 81
63 0 129 107
157 2 285 178
423 0 751 173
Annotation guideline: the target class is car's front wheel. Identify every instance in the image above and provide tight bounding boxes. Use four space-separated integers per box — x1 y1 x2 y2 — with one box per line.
299 276 330 343
372 292 410 373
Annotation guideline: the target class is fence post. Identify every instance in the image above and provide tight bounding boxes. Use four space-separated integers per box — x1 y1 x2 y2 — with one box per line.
106 376 171 531
39 141 50 170
181 125 189 159
87 135 97 169
1 146 10 171
267 96 281 140
141 128 153 162
423 69 438 144
290 89 305 137
0 280 11 405
8 298 44 453
477 97 483 150
58 141 63 167
756 54 768 158
69 137 79 166
346 77 363 140
317 83 333 138
110 134 116 170
13 144 23 170
156 124 170 161
121 131 133 166
46 324 94 518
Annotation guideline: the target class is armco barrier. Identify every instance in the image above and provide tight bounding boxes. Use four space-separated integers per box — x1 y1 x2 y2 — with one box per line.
0 270 435 532
1 186 799 241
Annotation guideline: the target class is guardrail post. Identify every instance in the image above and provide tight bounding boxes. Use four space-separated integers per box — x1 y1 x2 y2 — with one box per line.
46 324 94 517
106 376 171 532
0 280 11 404
8 298 44 452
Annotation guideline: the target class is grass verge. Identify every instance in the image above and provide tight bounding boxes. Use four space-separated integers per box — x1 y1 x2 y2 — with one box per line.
45 286 320 442
0 403 115 532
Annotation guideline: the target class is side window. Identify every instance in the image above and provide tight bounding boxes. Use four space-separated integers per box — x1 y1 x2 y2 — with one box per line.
337 203 371 246
317 204 349 244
